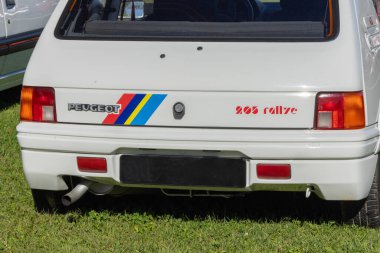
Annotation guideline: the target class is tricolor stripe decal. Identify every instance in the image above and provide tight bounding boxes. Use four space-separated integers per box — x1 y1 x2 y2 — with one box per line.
131 94 167 125
102 93 167 125
125 94 152 125
102 94 135 125
115 94 145 125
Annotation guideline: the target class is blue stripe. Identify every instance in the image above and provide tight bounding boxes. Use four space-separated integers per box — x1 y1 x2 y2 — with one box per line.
115 94 145 125
131 94 167 125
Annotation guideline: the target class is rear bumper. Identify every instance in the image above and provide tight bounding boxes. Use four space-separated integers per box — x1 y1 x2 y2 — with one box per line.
17 122 380 200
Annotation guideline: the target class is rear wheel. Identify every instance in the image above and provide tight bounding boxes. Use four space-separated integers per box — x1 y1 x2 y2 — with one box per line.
341 162 380 228
31 189 66 213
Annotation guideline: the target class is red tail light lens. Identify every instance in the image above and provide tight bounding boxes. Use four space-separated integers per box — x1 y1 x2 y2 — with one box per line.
316 92 365 130
77 157 107 173
20 86 56 122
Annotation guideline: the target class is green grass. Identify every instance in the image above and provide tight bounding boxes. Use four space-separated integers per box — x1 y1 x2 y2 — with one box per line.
1 87 380 252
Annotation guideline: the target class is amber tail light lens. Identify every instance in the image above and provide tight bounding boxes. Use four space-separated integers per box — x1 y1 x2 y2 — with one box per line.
20 86 56 122
316 92 365 130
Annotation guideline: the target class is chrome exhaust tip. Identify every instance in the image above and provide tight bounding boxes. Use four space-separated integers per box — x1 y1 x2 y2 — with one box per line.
62 181 93 206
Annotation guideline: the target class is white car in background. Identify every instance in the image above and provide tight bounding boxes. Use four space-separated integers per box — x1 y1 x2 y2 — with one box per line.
16 0 380 227
0 0 58 91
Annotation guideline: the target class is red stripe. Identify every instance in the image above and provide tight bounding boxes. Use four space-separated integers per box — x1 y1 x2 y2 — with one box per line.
102 94 135 124
9 37 39 47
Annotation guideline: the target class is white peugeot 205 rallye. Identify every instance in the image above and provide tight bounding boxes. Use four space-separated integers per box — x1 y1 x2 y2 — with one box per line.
16 0 380 227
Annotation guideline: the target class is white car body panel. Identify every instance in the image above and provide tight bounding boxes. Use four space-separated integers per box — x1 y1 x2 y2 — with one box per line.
0 0 58 91
20 149 378 201
0 2 5 38
16 123 379 159
17 0 380 201
358 0 380 127
57 89 316 128
2 0 58 37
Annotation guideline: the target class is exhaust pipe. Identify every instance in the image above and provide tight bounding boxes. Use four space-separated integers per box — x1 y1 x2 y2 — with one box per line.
62 181 93 206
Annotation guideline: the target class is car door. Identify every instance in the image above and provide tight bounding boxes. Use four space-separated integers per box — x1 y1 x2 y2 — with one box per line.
0 1 8 86
0 0 58 90
3 0 58 37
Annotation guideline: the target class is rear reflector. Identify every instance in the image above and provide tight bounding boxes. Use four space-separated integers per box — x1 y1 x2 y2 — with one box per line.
316 92 365 130
20 86 56 122
256 164 291 180
77 157 107 173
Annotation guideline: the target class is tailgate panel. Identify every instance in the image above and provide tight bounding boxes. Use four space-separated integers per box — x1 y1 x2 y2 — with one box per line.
56 89 316 129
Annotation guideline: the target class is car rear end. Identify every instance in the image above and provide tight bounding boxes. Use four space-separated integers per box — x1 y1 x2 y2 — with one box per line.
17 0 380 225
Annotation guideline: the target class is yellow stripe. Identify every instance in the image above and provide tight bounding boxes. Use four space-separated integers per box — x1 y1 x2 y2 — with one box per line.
124 94 152 125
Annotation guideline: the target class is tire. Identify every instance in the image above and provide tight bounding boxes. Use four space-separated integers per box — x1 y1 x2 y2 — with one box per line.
341 162 380 228
31 189 67 213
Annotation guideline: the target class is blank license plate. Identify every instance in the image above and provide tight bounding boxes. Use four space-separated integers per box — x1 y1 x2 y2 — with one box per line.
120 155 246 188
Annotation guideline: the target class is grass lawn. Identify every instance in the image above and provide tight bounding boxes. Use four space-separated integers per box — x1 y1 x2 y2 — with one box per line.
0 87 380 252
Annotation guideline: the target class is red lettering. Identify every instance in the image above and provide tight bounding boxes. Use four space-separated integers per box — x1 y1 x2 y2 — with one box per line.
252 106 259 115
236 105 297 116
244 106 252 114
236 106 243 114
277 106 282 114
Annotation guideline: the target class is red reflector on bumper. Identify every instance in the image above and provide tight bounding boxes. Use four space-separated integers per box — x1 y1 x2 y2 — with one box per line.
256 164 291 179
77 157 107 173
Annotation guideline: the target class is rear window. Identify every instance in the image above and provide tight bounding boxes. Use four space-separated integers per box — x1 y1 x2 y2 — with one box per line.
56 0 339 41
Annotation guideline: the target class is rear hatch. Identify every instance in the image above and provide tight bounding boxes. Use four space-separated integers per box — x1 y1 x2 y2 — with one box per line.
27 0 362 129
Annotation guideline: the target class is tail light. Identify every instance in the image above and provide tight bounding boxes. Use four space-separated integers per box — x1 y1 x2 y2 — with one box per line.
20 86 56 122
316 92 365 130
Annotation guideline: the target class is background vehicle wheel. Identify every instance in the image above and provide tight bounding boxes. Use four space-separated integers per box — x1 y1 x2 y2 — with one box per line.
341 162 380 228
31 189 67 213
